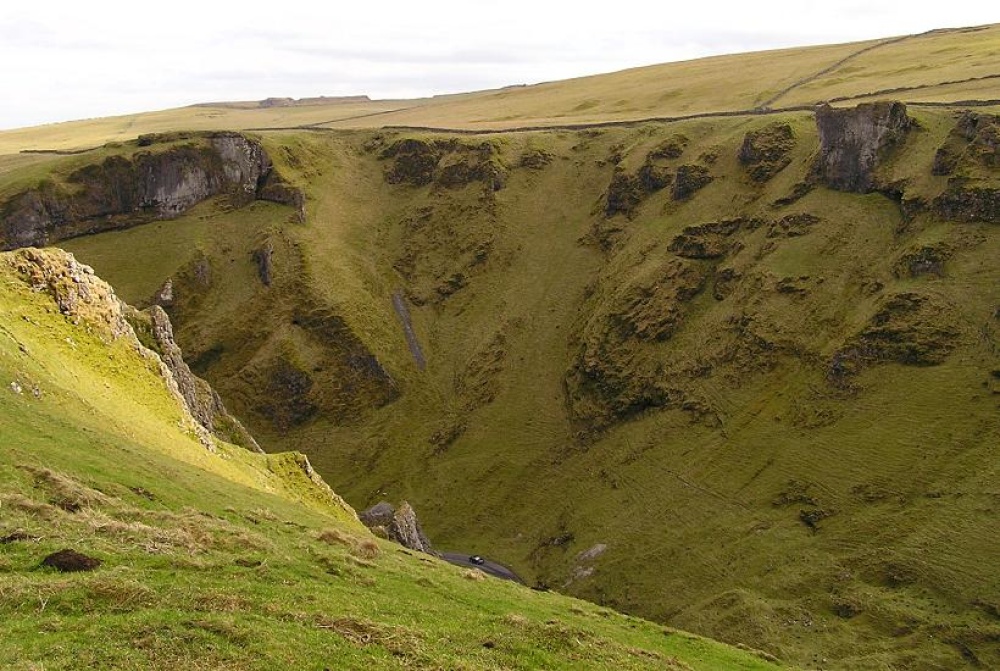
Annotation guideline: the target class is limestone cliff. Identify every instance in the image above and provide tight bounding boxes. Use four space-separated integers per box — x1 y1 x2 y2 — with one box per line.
814 101 911 192
0 133 303 250
143 305 263 452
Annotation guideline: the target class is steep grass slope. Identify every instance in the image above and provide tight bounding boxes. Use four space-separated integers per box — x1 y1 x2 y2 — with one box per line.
1 23 999 671
0 248 780 670
35 102 1000 670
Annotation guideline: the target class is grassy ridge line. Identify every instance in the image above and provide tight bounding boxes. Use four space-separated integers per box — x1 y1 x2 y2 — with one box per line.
252 94 997 137
0 250 785 670
3 23 999 152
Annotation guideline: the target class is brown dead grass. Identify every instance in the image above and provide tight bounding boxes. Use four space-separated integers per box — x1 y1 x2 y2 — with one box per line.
350 538 381 560
22 466 113 512
462 569 486 581
313 614 424 658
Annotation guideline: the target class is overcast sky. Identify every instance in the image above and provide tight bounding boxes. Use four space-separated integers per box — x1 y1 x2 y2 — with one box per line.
1 1 996 130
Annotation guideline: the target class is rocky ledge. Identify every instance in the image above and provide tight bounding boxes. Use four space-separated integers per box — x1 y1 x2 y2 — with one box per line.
1 133 304 250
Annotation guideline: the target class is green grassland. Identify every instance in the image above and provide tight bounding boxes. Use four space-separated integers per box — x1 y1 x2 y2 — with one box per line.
0 249 781 670
2 22 1000 671
42 105 1000 669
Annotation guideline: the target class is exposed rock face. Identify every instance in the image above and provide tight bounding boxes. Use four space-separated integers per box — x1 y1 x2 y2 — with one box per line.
359 501 436 555
739 122 796 182
829 292 960 384
0 133 304 251
252 241 274 286
146 306 262 452
6 247 132 338
932 111 1000 175
153 278 174 307
934 184 1000 223
814 102 911 192
380 138 505 193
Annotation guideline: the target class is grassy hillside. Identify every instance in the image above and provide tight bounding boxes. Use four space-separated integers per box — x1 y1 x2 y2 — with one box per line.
36 104 999 669
0 248 781 670
1 24 998 155
2 23 1000 671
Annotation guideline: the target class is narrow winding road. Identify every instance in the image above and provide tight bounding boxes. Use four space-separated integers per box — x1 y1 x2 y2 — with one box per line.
440 552 525 584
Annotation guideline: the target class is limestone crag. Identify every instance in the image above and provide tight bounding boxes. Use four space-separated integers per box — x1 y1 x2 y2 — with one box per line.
6 247 132 339
359 501 436 555
814 101 911 192
3 248 257 452
0 133 303 250
146 306 263 452
738 122 796 182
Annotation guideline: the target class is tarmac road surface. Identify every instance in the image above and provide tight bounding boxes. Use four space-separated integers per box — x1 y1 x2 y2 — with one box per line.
440 552 524 584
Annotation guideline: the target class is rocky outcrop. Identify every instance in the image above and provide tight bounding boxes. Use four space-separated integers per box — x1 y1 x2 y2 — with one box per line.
0 133 304 250
814 102 911 192
766 213 821 238
669 219 747 259
566 259 708 430
604 169 645 218
929 112 1000 222
380 138 505 192
739 122 796 182
145 305 262 452
603 138 706 218
932 111 1000 176
829 292 959 384
893 243 952 278
934 183 1000 223
6 247 133 338
359 501 436 555
671 164 713 200
518 148 554 169
4 248 262 452
257 170 306 223
252 240 274 287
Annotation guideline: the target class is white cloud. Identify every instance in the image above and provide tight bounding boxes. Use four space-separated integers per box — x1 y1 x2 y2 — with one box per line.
0 0 996 129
